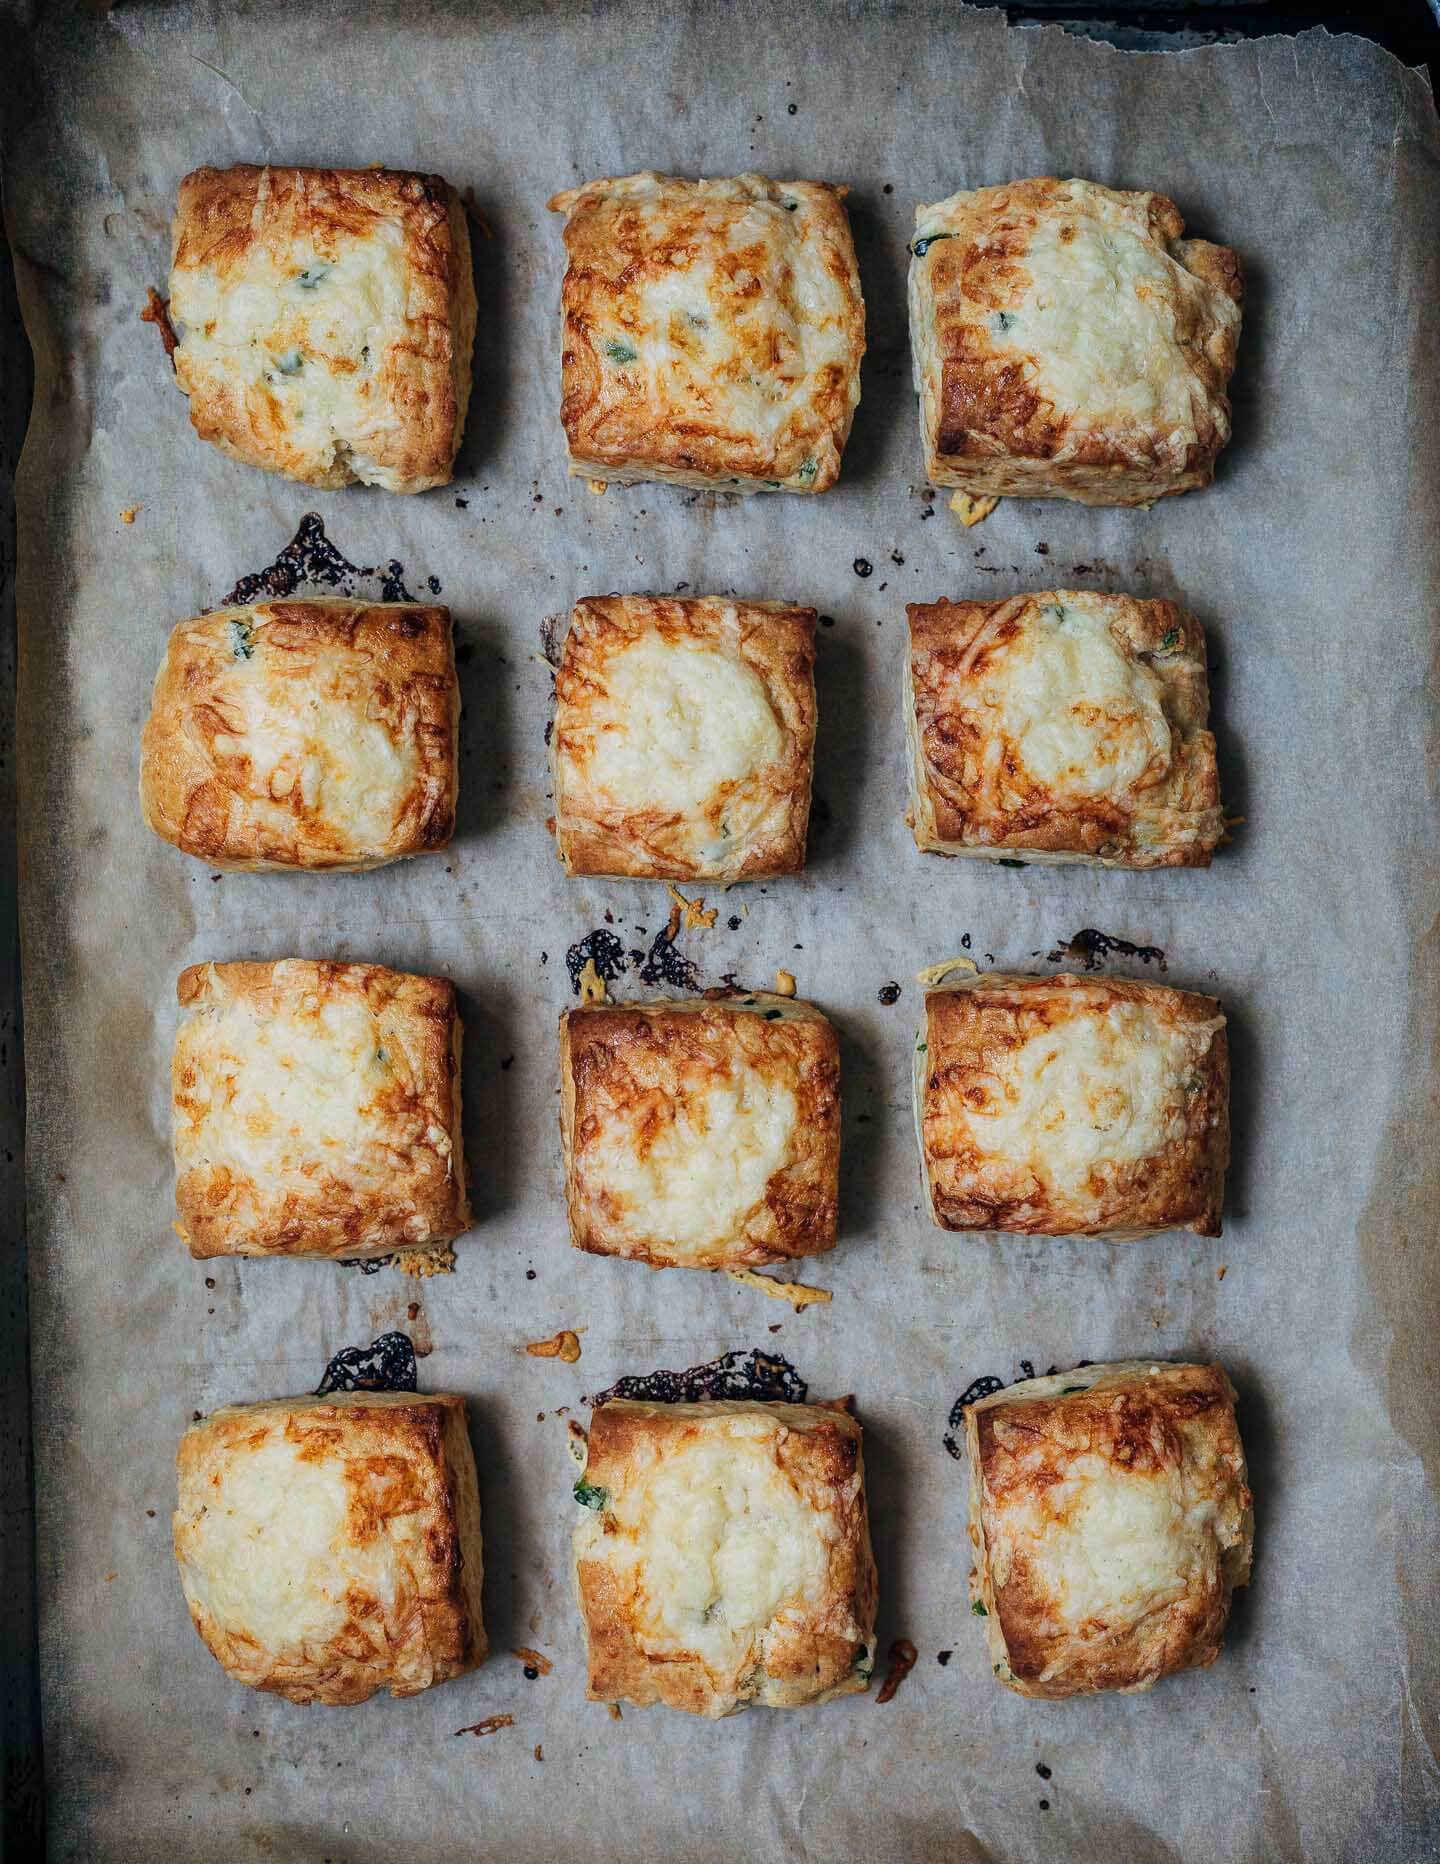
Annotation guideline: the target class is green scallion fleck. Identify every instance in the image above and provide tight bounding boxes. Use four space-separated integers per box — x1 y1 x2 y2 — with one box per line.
229 619 254 661
971 1600 988 1617
911 232 954 257
573 1479 608 1511
604 339 637 364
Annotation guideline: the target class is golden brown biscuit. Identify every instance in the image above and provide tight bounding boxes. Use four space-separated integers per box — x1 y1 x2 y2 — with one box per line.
174 1391 486 1704
547 172 864 492
140 600 458 871
574 1398 877 1715
169 165 475 492
916 971 1228 1238
172 960 470 1260
906 592 1222 868
908 178 1242 504
559 995 840 1269
965 1360 1252 1697
551 596 817 881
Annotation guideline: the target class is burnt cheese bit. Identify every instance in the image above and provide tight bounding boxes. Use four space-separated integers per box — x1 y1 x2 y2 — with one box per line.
1046 928 1167 972
942 1375 1009 1460
314 1330 419 1395
586 1348 807 1410
221 512 415 608
564 929 628 994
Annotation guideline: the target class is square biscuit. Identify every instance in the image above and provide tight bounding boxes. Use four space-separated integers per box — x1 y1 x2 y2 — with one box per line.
965 1360 1252 1698
908 177 1242 504
141 600 459 871
574 1398 877 1716
551 596 817 881
174 1391 486 1704
559 996 840 1270
172 960 470 1260
169 165 475 492
906 592 1222 868
916 971 1228 1238
547 172 864 492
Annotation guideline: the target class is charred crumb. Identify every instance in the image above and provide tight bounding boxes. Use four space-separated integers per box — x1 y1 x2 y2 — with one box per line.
1036 1762 1052 1780
853 558 873 578
565 929 628 994
1047 929 1167 973
543 718 554 746
220 513 417 608
341 1254 392 1275
727 915 742 931
960 932 972 950
455 497 469 509
877 982 902 1005
586 1348 807 1409
819 613 836 628
890 551 905 566
937 1650 952 1666
315 1331 418 1395
1034 542 1049 555
427 575 442 595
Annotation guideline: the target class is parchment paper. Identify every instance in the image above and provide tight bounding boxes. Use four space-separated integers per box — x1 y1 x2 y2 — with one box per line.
3 3 1439 1859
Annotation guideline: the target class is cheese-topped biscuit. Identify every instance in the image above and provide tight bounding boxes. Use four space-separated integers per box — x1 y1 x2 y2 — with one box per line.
169 165 475 492
906 592 1222 867
559 995 840 1269
141 600 459 871
551 596 817 881
917 972 1228 1238
909 178 1242 504
172 960 470 1260
965 1361 1252 1697
547 172 864 492
175 1391 486 1704
574 1398 877 1715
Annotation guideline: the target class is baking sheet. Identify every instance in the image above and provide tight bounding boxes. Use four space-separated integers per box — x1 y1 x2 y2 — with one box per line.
4 2 1439 1858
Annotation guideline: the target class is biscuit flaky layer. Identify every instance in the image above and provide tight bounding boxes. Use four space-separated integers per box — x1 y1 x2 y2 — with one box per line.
549 172 864 492
169 164 475 492
174 1391 486 1704
917 972 1229 1238
551 595 817 880
965 1361 1253 1697
906 591 1223 869
141 600 459 871
172 959 470 1259
908 177 1242 504
575 1398 877 1715
559 995 840 1268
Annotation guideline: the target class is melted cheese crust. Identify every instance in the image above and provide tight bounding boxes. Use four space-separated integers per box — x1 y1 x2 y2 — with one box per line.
917 973 1228 1237
174 1391 486 1704
548 173 864 491
907 592 1222 867
141 600 458 870
559 996 840 1268
575 1400 877 1716
552 596 817 880
172 960 470 1259
965 1361 1252 1698
169 166 475 492
908 177 1242 504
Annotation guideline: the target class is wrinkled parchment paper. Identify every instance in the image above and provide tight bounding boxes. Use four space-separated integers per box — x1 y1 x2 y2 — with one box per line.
4 3 1438 1858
